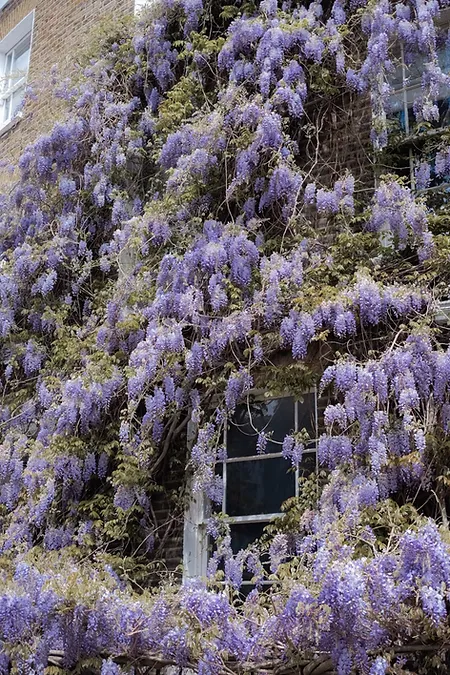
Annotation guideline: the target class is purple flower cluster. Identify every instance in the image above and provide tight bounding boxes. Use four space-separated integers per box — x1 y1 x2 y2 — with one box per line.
319 332 450 489
368 180 432 257
306 175 355 215
281 276 429 359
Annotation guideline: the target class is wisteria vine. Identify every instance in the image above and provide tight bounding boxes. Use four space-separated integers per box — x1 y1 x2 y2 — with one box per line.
1 0 450 672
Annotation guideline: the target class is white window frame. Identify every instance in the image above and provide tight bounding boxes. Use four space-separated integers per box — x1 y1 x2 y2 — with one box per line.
0 11 34 134
183 389 319 580
0 1 11 11
390 43 419 138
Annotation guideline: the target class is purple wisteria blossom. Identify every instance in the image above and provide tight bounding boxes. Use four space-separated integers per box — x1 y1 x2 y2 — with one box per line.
0 0 449 672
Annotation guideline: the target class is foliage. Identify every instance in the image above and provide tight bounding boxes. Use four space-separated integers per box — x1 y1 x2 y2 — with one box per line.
1 0 450 673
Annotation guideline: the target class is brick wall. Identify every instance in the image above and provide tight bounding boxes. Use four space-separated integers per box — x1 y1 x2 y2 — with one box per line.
0 0 135 168
299 92 374 192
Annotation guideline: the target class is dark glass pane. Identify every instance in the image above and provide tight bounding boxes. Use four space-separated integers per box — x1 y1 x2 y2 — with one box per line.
437 97 450 129
229 522 265 554
227 397 294 458
388 35 450 133
226 458 295 516
397 87 450 133
238 584 258 598
231 522 269 584
212 463 223 513
299 452 317 478
425 186 450 216
297 392 316 438
214 522 269 586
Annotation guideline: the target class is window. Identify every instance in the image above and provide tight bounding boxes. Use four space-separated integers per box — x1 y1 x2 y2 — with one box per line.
0 12 33 132
1 33 31 126
389 42 450 135
183 391 319 581
386 17 450 204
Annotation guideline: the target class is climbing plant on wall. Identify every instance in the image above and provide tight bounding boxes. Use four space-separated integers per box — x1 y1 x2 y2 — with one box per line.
2 0 450 672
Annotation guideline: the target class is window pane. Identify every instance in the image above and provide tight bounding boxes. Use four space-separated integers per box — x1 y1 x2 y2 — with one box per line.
388 90 404 114
215 523 269 586
212 462 223 513
405 85 450 131
425 186 450 213
388 36 450 132
226 457 295 516
390 62 404 90
404 55 426 86
6 34 31 93
231 524 270 586
11 85 25 117
229 522 266 554
227 397 295 458
3 96 11 123
298 451 317 478
402 41 450 84
437 96 450 128
3 52 12 91
297 392 316 438
12 34 31 75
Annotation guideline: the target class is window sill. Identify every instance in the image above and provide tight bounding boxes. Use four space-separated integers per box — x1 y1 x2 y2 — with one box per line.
0 112 22 137
435 299 450 324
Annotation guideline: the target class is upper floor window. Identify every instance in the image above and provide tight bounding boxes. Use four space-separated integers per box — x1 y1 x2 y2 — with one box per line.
0 12 33 132
384 21 450 208
183 391 319 582
389 43 450 135
2 33 31 126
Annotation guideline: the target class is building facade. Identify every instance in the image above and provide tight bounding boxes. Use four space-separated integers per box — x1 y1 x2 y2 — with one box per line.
0 0 143 168
1 0 450 588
